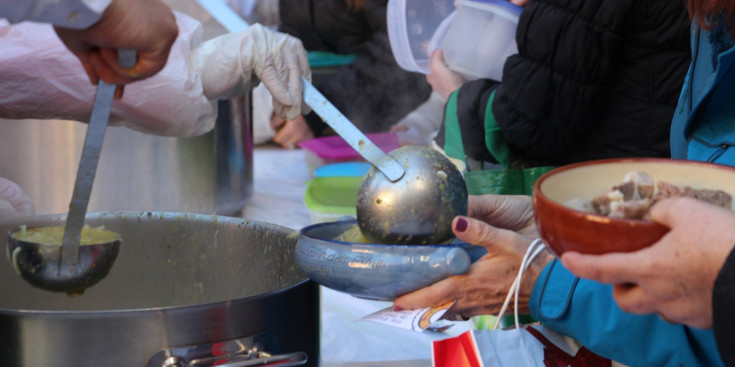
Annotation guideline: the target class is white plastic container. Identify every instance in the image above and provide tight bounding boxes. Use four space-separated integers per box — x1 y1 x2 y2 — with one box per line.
443 0 522 81
387 0 456 74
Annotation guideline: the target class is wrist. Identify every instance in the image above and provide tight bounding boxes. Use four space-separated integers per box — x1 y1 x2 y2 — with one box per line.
521 247 554 304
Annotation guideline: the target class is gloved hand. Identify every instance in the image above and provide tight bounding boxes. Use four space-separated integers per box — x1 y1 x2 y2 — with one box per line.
191 23 311 121
0 178 35 219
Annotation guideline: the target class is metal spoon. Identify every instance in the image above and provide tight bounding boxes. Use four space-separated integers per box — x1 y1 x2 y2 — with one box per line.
7 50 135 293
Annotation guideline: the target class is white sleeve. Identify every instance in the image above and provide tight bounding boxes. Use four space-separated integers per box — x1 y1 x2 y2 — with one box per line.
0 0 111 29
0 12 216 137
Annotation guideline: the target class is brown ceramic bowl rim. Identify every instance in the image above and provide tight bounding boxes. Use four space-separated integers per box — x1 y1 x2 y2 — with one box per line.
532 157 735 225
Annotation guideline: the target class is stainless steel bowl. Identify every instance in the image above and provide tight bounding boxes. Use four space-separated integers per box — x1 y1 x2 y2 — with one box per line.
295 219 487 301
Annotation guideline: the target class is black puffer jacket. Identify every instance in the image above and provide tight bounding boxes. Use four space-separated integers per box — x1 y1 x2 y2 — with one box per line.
279 0 432 135
435 0 691 167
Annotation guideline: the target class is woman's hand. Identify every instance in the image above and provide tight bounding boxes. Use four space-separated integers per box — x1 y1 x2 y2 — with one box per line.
562 197 735 328
426 50 465 100
393 194 552 318
466 194 538 238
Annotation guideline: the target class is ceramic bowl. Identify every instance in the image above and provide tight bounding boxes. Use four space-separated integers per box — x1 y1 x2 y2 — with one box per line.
295 219 486 301
533 158 735 256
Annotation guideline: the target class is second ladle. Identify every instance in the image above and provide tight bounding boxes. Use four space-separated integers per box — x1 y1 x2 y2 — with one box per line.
7 50 135 294
302 81 468 245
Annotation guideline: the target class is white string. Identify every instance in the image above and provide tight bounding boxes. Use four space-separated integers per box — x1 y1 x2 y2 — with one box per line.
515 243 547 328
493 238 546 330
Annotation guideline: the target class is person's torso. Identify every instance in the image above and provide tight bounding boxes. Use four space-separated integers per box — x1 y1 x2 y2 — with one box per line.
499 0 691 165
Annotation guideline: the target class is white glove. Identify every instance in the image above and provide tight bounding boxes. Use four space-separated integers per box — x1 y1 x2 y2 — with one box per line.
191 23 311 121
0 178 35 219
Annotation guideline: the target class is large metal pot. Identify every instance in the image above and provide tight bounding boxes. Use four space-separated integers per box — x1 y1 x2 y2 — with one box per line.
0 212 319 367
0 96 253 216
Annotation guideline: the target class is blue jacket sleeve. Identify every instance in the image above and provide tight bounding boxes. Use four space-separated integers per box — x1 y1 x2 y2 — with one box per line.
529 259 723 367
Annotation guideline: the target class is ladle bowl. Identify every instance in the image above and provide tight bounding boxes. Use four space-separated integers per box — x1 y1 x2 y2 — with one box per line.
7 229 121 294
356 146 468 245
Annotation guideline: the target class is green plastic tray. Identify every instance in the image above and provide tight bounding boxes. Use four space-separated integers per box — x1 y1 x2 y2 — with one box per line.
304 176 362 220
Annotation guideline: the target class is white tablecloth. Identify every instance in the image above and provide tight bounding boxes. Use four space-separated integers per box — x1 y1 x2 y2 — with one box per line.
243 145 473 366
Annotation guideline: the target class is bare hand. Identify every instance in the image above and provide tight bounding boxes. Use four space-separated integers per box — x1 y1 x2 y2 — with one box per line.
54 0 178 94
510 0 530 6
562 197 735 328
426 50 465 100
393 195 552 318
271 115 314 149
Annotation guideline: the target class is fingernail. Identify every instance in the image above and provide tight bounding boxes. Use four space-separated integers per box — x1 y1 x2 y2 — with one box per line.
455 218 468 232
393 305 404 312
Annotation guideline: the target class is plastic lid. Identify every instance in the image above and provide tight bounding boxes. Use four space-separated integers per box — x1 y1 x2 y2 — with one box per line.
303 176 362 214
298 133 401 160
387 0 456 74
456 0 522 21
314 162 372 178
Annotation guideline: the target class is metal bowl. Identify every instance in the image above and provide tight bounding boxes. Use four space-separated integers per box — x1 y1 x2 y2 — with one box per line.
295 219 486 301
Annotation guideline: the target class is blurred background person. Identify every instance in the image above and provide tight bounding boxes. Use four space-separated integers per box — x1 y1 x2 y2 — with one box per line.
429 0 691 170
255 0 432 149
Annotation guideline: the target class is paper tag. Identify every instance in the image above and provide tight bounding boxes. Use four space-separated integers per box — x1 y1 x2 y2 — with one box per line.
360 301 456 332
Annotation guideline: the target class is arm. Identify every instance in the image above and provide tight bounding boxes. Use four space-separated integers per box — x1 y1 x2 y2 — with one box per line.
531 261 724 367
0 14 213 137
393 194 724 366
0 15 310 136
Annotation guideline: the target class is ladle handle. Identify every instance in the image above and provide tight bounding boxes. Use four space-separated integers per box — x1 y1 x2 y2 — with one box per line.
301 78 406 182
61 49 137 267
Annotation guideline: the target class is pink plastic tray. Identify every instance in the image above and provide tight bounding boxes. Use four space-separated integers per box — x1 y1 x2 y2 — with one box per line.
298 133 401 160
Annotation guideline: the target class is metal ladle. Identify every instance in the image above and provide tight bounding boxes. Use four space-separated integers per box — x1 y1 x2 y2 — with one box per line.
302 82 468 245
7 50 135 294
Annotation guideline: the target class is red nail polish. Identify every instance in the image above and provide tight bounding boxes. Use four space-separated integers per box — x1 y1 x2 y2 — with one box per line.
393 306 404 312
455 218 468 232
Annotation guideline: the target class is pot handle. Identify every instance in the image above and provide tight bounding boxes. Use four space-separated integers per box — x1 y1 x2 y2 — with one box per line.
191 351 307 367
148 334 310 367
